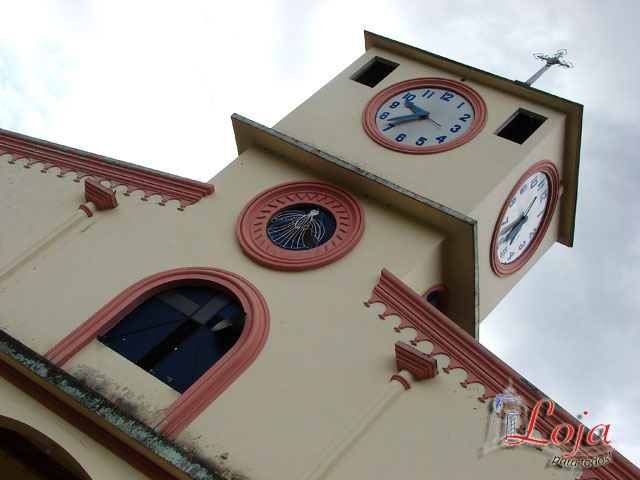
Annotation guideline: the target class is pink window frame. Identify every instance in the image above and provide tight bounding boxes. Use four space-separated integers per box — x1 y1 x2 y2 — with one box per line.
45 267 270 438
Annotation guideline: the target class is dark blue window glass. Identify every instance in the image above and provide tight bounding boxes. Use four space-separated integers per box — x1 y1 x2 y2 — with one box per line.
99 286 245 393
266 205 336 250
425 290 441 310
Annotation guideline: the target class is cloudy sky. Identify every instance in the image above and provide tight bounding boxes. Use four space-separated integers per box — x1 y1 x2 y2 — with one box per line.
1 0 638 466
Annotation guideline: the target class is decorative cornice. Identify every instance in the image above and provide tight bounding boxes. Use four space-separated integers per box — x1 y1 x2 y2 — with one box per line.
395 341 438 381
84 179 118 210
365 268 639 480
0 129 214 210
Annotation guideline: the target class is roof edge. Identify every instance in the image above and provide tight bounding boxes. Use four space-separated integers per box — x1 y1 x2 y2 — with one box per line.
0 128 214 210
0 330 224 480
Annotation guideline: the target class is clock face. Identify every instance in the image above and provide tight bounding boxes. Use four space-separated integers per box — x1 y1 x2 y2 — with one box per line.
496 171 549 265
490 161 560 276
362 78 487 154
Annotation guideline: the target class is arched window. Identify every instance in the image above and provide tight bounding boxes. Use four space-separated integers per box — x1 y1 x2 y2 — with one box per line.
99 286 245 394
45 267 269 438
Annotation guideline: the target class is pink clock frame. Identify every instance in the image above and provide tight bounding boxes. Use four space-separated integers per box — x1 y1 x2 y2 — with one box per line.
362 77 487 154
236 180 365 271
490 160 560 277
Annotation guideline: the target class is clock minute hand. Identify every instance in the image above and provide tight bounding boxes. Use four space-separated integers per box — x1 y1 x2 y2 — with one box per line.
523 196 537 217
499 196 538 237
499 215 524 236
405 99 427 114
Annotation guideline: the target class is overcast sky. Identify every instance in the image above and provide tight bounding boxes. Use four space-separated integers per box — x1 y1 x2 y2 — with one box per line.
1 0 638 467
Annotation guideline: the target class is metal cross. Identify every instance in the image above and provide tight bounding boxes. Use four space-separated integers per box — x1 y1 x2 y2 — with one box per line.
525 49 573 85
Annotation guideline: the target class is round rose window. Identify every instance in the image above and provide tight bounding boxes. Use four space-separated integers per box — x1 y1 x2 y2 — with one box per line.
236 181 365 271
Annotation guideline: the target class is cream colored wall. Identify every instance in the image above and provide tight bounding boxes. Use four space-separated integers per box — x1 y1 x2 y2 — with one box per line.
323 338 580 480
0 376 149 480
1 147 448 478
473 119 568 320
274 46 566 218
0 154 87 263
0 45 577 478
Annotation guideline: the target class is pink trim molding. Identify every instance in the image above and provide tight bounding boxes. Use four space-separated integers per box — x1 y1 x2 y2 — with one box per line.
84 178 118 210
395 341 438 381
0 129 214 210
45 267 270 438
236 180 365 271
365 268 627 469
362 78 487 154
78 204 94 217
490 161 560 277
390 374 411 390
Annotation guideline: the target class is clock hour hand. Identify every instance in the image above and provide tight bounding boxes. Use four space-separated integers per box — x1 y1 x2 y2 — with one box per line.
405 99 427 114
387 100 442 127
406 100 442 127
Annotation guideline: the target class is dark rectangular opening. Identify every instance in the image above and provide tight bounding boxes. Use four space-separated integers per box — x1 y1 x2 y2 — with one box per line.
351 57 398 88
496 109 547 144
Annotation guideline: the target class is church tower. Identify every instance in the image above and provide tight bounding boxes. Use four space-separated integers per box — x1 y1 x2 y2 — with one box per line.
2 32 636 480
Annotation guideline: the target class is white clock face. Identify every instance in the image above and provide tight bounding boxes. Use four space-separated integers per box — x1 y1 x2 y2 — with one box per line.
375 87 475 148
496 172 549 264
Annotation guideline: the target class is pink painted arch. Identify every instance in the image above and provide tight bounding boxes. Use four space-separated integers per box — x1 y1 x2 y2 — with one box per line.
45 267 270 438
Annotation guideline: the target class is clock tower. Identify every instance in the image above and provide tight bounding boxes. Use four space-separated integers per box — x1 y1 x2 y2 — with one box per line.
7 31 636 480
235 31 581 336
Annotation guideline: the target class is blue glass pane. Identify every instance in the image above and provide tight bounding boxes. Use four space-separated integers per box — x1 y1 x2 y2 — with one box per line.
267 205 336 250
218 301 243 319
426 291 441 310
150 328 241 393
100 297 185 363
178 286 216 305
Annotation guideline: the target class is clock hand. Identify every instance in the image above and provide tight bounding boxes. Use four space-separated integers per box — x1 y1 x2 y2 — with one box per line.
507 217 527 245
425 116 442 128
523 196 537 217
499 196 538 237
387 100 442 127
386 112 431 122
406 99 442 127
499 215 524 236
405 99 427 114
